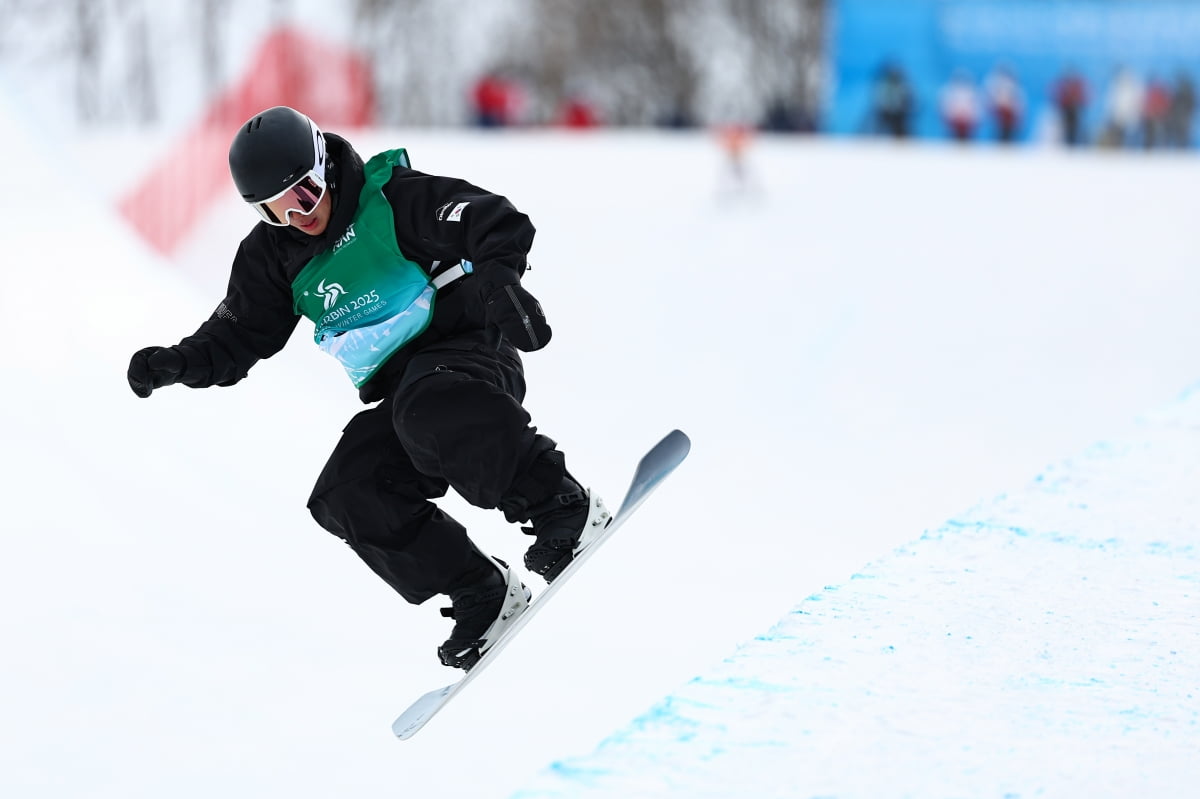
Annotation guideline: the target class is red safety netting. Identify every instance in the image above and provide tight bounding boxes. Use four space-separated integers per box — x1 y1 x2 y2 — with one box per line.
119 26 375 255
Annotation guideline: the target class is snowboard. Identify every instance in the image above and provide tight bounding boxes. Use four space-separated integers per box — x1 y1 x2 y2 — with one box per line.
392 429 692 739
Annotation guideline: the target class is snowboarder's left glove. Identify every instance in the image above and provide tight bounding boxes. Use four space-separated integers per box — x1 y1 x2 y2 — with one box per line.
484 283 552 352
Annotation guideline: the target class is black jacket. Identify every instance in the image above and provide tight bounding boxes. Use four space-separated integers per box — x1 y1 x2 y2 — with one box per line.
172 133 535 402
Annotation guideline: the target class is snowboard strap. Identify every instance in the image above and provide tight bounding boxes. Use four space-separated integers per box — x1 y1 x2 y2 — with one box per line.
431 260 473 290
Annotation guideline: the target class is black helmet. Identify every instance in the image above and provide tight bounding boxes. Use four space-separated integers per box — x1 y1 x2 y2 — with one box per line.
228 106 326 203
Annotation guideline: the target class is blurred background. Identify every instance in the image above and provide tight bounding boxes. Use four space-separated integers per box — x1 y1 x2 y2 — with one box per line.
5 0 1199 143
5 0 1199 256
0 0 823 131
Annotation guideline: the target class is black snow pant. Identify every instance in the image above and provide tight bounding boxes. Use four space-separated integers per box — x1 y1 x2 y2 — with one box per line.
306 333 559 604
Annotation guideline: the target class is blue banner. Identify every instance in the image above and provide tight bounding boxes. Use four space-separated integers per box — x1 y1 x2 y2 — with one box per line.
827 0 1200 146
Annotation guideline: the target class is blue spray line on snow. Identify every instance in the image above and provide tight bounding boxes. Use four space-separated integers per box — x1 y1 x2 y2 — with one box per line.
511 380 1200 799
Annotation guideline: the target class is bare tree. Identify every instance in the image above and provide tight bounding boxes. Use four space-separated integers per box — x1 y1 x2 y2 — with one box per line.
73 0 103 123
120 0 158 124
0 0 828 129
515 0 822 128
353 0 433 124
199 0 230 101
353 0 523 125
726 0 825 128
519 0 699 125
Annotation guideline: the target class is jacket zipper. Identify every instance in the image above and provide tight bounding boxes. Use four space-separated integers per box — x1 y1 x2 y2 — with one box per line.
504 285 539 349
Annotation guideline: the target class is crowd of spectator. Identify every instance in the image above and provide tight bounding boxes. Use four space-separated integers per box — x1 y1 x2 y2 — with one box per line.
467 70 816 134
868 61 1198 150
465 63 1198 153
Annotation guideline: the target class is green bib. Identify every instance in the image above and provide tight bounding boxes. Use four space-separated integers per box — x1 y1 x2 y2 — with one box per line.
292 149 434 387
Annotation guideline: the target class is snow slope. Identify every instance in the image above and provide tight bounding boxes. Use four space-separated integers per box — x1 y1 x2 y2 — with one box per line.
3 98 1199 799
514 384 1200 797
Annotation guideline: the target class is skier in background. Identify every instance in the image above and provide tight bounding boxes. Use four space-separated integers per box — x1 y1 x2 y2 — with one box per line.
126 106 609 670
715 122 754 193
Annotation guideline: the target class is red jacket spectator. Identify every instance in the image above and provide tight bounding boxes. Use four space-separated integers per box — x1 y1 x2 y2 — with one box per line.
472 72 518 127
557 97 600 129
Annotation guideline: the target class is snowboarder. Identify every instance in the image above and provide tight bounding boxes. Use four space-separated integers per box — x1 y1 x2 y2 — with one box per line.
126 105 608 670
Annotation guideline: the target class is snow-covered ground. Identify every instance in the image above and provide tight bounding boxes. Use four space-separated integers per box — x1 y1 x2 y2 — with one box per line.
2 86 1198 798
516 385 1200 797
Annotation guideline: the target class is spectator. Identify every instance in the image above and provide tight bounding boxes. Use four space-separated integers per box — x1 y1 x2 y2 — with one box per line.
659 102 697 130
1167 72 1196 148
1100 66 1144 149
871 62 915 138
471 70 521 128
1053 69 1089 147
940 70 980 142
761 98 803 132
1141 76 1171 150
555 94 600 129
985 65 1025 143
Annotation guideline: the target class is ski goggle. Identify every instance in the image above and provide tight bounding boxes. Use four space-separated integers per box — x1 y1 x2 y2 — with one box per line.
251 170 327 226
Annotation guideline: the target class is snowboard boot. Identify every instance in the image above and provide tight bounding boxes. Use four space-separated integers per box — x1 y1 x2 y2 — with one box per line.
438 556 531 670
521 474 612 582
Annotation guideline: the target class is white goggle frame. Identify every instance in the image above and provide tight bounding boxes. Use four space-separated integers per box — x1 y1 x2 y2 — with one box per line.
252 169 327 226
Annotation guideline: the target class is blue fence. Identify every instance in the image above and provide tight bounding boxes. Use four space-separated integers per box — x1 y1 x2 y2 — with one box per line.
826 0 1200 146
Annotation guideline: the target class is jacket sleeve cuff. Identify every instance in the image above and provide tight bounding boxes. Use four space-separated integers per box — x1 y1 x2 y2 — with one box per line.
474 262 523 296
171 344 211 387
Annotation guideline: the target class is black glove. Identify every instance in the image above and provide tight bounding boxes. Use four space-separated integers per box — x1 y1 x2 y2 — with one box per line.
127 346 186 398
484 283 552 351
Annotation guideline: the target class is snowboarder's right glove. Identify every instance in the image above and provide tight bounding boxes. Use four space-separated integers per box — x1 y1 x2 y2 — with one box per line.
483 282 552 352
127 346 186 398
